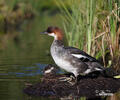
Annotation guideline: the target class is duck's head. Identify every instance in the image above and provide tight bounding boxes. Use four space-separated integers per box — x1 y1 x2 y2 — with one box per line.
43 64 57 75
41 26 63 40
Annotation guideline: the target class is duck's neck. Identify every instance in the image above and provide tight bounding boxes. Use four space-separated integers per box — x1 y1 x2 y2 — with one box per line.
50 39 64 58
53 39 64 47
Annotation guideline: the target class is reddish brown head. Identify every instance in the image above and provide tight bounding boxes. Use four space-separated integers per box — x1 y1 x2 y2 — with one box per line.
41 26 64 40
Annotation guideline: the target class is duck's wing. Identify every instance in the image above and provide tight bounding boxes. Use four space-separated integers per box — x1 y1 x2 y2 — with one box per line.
64 47 99 63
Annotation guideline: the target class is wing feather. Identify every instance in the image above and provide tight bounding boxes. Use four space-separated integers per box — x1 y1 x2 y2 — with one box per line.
64 47 99 62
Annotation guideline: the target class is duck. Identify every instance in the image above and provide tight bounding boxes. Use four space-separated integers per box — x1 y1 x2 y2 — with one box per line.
41 26 105 82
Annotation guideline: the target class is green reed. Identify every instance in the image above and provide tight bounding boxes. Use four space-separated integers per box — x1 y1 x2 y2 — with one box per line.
56 0 120 68
56 0 97 54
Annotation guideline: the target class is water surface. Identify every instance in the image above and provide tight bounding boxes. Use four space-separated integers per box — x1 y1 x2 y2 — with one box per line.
0 15 61 100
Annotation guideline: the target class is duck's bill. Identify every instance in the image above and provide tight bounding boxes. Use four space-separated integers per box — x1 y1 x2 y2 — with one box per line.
40 31 48 34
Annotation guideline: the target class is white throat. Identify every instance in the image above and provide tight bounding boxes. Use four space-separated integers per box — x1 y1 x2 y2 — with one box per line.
48 33 57 40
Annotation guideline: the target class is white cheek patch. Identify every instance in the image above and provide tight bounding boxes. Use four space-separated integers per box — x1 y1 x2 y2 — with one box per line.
45 67 54 74
71 54 87 59
48 33 55 36
48 33 57 39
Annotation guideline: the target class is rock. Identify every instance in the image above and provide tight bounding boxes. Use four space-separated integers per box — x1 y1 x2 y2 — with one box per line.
24 73 120 99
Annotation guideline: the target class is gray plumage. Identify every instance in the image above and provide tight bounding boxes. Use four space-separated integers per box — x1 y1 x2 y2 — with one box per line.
50 40 105 77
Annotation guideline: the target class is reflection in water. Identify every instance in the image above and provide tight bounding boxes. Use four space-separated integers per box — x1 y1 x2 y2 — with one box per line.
0 13 63 100
1 63 45 77
0 62 47 100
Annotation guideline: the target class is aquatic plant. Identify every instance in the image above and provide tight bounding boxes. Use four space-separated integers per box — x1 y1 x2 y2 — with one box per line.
56 0 120 69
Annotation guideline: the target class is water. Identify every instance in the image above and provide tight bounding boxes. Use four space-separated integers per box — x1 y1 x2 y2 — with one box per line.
0 43 53 100
0 14 62 100
0 57 50 100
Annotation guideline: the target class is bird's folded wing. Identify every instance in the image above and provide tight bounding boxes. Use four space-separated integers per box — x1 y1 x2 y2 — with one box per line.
64 46 99 62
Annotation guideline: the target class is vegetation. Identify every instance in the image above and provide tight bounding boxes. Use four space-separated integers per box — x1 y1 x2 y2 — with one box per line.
57 0 120 70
